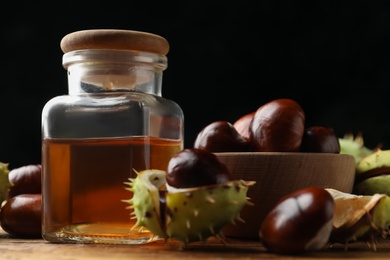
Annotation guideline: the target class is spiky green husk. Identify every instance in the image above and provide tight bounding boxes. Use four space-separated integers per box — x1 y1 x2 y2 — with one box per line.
354 149 390 196
354 176 390 196
372 196 390 235
0 162 11 204
339 133 374 165
124 169 255 245
165 180 253 244
124 169 168 239
356 149 390 174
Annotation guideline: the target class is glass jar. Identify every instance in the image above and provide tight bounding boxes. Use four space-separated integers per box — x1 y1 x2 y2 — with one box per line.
41 29 184 244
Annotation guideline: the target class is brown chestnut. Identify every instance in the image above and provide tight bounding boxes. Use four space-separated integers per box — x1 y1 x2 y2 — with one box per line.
0 194 42 238
166 148 232 188
193 121 253 152
300 126 340 153
259 187 334 255
8 164 42 198
233 112 255 140
249 98 305 152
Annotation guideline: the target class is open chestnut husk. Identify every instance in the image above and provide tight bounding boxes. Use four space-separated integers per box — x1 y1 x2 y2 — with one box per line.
125 148 255 245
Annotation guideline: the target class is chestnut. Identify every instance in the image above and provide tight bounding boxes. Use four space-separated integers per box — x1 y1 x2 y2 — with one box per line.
249 98 305 152
300 126 340 153
193 121 253 152
259 187 334 255
233 112 255 140
0 194 42 238
8 164 42 198
166 148 232 188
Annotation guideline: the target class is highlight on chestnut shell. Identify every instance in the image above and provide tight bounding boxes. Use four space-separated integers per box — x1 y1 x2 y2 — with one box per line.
166 148 233 189
233 111 255 140
193 121 253 153
300 126 340 154
249 98 306 152
259 187 334 255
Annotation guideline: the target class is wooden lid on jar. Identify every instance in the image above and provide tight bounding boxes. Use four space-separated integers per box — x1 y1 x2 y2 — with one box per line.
60 29 170 55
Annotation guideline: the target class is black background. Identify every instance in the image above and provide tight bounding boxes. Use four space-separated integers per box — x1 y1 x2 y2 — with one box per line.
1 1 390 169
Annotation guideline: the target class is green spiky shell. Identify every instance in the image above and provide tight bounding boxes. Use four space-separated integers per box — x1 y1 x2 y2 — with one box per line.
354 176 390 196
356 149 390 173
0 162 11 204
339 133 374 165
355 149 390 196
372 196 390 233
124 169 167 239
165 179 254 244
124 169 255 245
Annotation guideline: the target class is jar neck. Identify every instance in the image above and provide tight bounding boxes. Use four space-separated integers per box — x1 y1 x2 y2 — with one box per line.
63 49 167 95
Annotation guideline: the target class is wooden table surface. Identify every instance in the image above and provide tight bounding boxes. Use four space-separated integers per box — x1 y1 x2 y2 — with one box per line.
1 228 390 260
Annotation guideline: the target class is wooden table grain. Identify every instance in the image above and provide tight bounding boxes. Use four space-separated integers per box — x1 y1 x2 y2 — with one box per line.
1 228 390 260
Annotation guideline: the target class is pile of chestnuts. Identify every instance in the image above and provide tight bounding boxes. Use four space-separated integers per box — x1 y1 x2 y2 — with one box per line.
0 164 42 238
194 98 341 154
193 98 344 254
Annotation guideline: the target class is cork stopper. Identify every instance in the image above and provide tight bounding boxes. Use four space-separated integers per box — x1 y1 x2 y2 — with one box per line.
60 29 170 55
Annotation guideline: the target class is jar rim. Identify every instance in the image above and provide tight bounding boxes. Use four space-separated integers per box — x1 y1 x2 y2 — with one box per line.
62 49 167 70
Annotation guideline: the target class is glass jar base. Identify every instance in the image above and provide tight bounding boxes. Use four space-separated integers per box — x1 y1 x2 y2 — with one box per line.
43 223 160 244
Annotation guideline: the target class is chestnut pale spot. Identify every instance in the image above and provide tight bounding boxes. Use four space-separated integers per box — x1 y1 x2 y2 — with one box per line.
185 192 193 198
206 197 216 204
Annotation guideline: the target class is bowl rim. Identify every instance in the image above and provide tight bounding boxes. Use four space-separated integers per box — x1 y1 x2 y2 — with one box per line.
214 151 355 159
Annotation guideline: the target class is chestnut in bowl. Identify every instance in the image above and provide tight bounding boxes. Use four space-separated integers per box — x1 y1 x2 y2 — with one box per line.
233 112 255 140
193 121 253 153
300 126 340 153
249 98 305 152
166 148 232 189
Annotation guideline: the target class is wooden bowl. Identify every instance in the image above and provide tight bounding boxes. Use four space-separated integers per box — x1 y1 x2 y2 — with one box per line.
215 152 356 240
